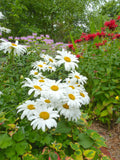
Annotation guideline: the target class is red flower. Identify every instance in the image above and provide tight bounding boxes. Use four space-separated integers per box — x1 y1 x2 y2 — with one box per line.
84 33 97 41
101 27 106 31
117 15 120 20
76 54 81 58
96 32 106 38
74 38 82 43
104 19 118 31
107 33 114 37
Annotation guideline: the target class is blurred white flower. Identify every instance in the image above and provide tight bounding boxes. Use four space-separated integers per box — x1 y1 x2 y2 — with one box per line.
0 39 27 56
0 12 4 19
0 91 3 96
0 27 11 33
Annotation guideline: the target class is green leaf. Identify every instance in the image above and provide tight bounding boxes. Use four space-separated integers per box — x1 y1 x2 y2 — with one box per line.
95 139 107 148
0 152 6 160
54 121 71 133
106 68 111 74
69 142 80 151
100 110 108 117
0 133 13 149
15 141 28 155
23 154 37 160
13 128 25 142
116 117 120 123
83 150 96 160
78 133 94 149
101 155 111 160
5 146 16 158
107 104 113 115
41 134 52 145
74 149 83 160
51 142 62 151
49 152 58 160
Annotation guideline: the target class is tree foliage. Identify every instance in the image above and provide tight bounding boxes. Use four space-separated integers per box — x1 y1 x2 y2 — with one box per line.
0 0 119 42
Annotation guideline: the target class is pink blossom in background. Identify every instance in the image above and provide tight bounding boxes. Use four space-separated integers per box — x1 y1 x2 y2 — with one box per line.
32 33 37 36
46 34 50 38
8 36 13 39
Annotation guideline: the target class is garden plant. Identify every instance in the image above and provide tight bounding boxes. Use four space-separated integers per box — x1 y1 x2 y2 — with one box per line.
0 11 120 160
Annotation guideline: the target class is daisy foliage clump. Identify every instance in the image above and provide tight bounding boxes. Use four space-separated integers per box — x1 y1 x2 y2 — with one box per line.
17 49 90 132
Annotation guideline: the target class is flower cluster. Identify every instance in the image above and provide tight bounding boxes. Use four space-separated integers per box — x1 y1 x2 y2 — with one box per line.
104 19 118 31
17 49 89 132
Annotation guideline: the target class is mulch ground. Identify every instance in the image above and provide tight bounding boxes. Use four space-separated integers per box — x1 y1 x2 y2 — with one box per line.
90 122 120 160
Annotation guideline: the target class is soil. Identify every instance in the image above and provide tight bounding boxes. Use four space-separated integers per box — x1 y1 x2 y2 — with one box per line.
89 122 120 160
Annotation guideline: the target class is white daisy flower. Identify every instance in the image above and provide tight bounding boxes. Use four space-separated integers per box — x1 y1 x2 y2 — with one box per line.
79 90 90 105
68 71 87 85
32 60 47 72
64 77 81 91
40 53 46 59
64 89 82 108
42 54 57 66
42 79 66 101
58 103 81 121
55 49 78 71
0 39 26 56
36 97 53 108
46 65 56 72
29 106 59 131
22 78 43 97
29 70 43 77
17 100 37 119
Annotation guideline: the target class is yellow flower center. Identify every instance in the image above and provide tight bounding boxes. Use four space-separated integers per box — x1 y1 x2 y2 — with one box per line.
39 79 45 82
39 112 50 120
75 75 80 79
41 77 44 79
64 56 71 62
69 85 75 89
49 58 53 62
34 72 38 75
44 99 51 103
34 85 42 90
12 43 17 46
38 65 43 68
43 62 46 64
63 103 69 109
48 66 52 69
27 104 35 110
68 94 75 100
51 85 59 91
80 92 85 97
